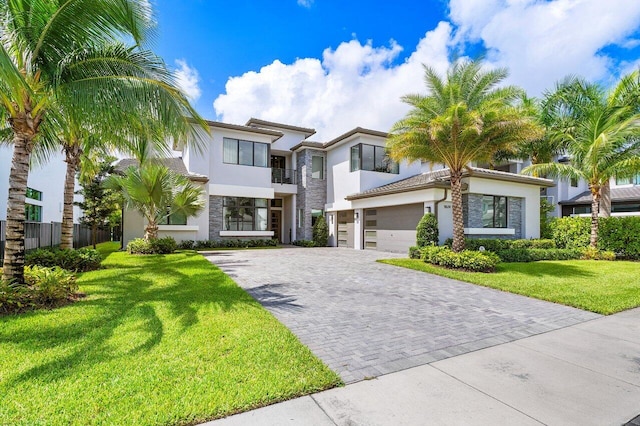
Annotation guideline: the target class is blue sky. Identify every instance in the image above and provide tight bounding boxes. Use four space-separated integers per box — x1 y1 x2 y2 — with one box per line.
151 0 640 139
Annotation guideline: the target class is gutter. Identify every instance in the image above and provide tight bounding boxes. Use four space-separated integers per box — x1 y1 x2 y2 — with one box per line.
434 188 448 220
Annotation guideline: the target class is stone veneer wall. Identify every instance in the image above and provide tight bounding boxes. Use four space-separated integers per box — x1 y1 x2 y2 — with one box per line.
208 195 271 241
296 148 327 241
463 193 523 239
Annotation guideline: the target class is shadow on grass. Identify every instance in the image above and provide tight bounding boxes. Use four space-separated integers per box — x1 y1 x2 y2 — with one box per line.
499 261 596 278
0 251 254 387
246 283 304 312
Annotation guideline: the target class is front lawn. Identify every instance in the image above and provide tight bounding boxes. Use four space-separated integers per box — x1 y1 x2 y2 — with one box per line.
0 242 340 425
379 258 640 315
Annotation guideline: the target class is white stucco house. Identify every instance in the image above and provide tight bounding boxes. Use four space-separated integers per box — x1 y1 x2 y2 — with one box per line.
120 119 555 253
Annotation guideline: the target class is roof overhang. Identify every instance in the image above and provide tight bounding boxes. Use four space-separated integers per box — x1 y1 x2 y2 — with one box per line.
245 118 316 138
206 120 283 142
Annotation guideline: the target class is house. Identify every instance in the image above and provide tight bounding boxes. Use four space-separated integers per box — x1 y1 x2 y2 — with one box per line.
0 146 83 224
120 119 555 253
558 177 640 217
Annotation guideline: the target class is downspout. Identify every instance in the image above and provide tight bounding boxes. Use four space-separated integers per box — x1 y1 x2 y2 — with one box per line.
433 188 448 220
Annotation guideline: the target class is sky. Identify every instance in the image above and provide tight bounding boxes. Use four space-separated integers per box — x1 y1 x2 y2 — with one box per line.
151 0 640 140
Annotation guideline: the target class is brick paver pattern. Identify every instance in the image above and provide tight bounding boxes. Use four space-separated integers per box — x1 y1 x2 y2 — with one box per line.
204 247 600 383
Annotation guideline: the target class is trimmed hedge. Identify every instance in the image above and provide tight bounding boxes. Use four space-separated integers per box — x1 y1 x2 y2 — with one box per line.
412 245 500 272
444 238 556 251
495 248 583 262
177 239 278 250
550 217 591 249
292 240 317 247
127 237 178 255
26 247 102 272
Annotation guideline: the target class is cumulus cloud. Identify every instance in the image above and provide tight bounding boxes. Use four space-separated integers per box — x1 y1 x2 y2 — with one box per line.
214 0 640 140
297 0 314 8
174 59 202 102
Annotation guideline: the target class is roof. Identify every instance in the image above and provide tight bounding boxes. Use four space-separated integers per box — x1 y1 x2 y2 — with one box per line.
245 118 316 138
290 141 326 151
346 167 554 200
560 186 640 205
115 158 209 183
324 127 389 149
205 120 283 141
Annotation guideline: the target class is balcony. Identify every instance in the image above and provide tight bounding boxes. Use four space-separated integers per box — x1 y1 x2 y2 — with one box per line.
272 168 297 185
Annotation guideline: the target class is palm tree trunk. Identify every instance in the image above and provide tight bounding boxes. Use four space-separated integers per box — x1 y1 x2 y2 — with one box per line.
599 180 611 218
590 187 600 249
60 144 81 249
144 221 158 241
450 172 465 252
2 133 33 283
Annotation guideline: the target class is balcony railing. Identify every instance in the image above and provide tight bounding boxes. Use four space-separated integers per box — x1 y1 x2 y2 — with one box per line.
272 168 297 185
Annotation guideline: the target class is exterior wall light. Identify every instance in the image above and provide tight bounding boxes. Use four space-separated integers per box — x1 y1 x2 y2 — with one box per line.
354 211 359 220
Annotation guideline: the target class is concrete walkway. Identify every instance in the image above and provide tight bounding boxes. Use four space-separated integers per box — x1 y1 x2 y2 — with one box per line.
205 307 640 426
204 247 597 383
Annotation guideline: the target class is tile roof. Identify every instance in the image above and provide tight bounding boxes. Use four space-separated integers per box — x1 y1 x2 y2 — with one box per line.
346 167 554 200
560 186 640 205
115 158 209 183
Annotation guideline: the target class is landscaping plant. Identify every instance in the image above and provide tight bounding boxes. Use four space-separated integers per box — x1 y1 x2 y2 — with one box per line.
416 213 439 247
313 216 329 247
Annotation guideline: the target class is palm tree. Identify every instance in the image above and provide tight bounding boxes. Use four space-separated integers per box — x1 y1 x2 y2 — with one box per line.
0 2 203 282
107 163 205 241
522 74 640 248
387 59 541 252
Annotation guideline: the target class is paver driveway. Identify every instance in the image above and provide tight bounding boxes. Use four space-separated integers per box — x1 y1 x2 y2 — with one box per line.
204 247 599 383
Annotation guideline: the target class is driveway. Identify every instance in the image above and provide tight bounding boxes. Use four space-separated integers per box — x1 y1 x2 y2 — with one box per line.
204 247 599 384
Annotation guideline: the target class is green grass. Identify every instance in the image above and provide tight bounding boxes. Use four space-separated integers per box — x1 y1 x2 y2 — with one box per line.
0 242 340 425
379 258 640 315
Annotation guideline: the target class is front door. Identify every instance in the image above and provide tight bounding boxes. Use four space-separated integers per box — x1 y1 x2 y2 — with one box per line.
271 210 282 242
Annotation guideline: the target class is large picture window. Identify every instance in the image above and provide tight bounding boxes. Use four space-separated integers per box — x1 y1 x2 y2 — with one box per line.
482 195 507 228
350 143 399 174
223 197 268 231
159 208 187 225
223 138 269 167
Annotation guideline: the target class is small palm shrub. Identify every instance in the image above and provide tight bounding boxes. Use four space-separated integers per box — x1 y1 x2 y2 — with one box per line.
1 266 78 315
313 216 329 247
416 213 439 247
26 247 102 272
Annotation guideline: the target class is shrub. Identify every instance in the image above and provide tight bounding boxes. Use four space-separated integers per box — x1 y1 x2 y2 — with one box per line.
292 240 316 247
150 237 177 254
416 245 499 272
127 238 154 254
495 248 583 262
452 238 556 252
540 198 555 239
1 266 78 315
26 247 102 272
0 280 30 315
180 239 278 250
178 240 195 250
550 217 591 249
598 216 640 259
581 247 616 261
313 216 329 247
416 213 439 247
409 246 421 259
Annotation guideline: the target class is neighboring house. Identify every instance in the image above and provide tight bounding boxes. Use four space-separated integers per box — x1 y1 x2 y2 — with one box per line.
0 146 83 224
559 176 640 217
120 119 555 253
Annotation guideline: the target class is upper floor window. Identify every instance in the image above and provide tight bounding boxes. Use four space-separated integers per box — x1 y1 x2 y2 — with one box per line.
223 138 269 167
26 187 42 201
616 174 640 186
570 177 578 187
312 156 324 179
350 143 399 174
482 195 507 228
25 203 42 222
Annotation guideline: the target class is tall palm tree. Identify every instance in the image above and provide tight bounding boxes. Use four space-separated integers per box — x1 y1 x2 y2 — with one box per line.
387 59 541 252
522 74 640 248
0 2 203 282
107 163 205 241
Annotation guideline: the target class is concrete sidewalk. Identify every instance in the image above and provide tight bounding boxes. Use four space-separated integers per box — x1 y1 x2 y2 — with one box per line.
205 307 640 426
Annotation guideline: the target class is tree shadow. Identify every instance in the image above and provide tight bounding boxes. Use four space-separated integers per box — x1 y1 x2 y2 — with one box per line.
0 252 254 387
246 283 304 313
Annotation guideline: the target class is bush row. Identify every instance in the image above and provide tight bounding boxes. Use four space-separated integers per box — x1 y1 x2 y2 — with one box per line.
292 240 317 247
127 237 178 255
550 216 640 259
178 239 278 250
1 266 78 315
494 248 583 262
26 247 102 272
412 245 500 273
444 238 557 251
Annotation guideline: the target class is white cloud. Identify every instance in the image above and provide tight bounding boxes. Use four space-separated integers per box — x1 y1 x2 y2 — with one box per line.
214 23 454 139
297 0 314 8
214 0 640 140
174 59 202 102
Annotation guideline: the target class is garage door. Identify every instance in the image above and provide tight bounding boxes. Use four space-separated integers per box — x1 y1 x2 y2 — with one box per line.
365 204 424 253
337 210 354 248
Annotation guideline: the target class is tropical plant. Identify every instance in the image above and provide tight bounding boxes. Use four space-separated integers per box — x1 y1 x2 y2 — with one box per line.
312 216 329 247
416 213 439 247
0 1 205 283
522 73 640 248
107 163 205 241
387 59 541 252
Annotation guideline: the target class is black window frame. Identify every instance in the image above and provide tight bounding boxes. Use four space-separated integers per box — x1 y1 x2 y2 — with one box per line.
159 207 188 225
25 203 42 222
349 143 399 174
481 195 508 228
26 187 42 201
222 197 269 231
223 138 270 168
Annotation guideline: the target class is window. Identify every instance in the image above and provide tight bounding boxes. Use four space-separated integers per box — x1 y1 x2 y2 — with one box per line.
223 138 269 167
570 178 578 187
481 195 507 228
572 206 591 215
312 156 324 179
270 198 283 208
311 209 324 227
297 209 304 228
350 143 399 174
25 204 42 222
26 187 42 201
159 208 187 225
616 174 640 186
223 197 268 231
